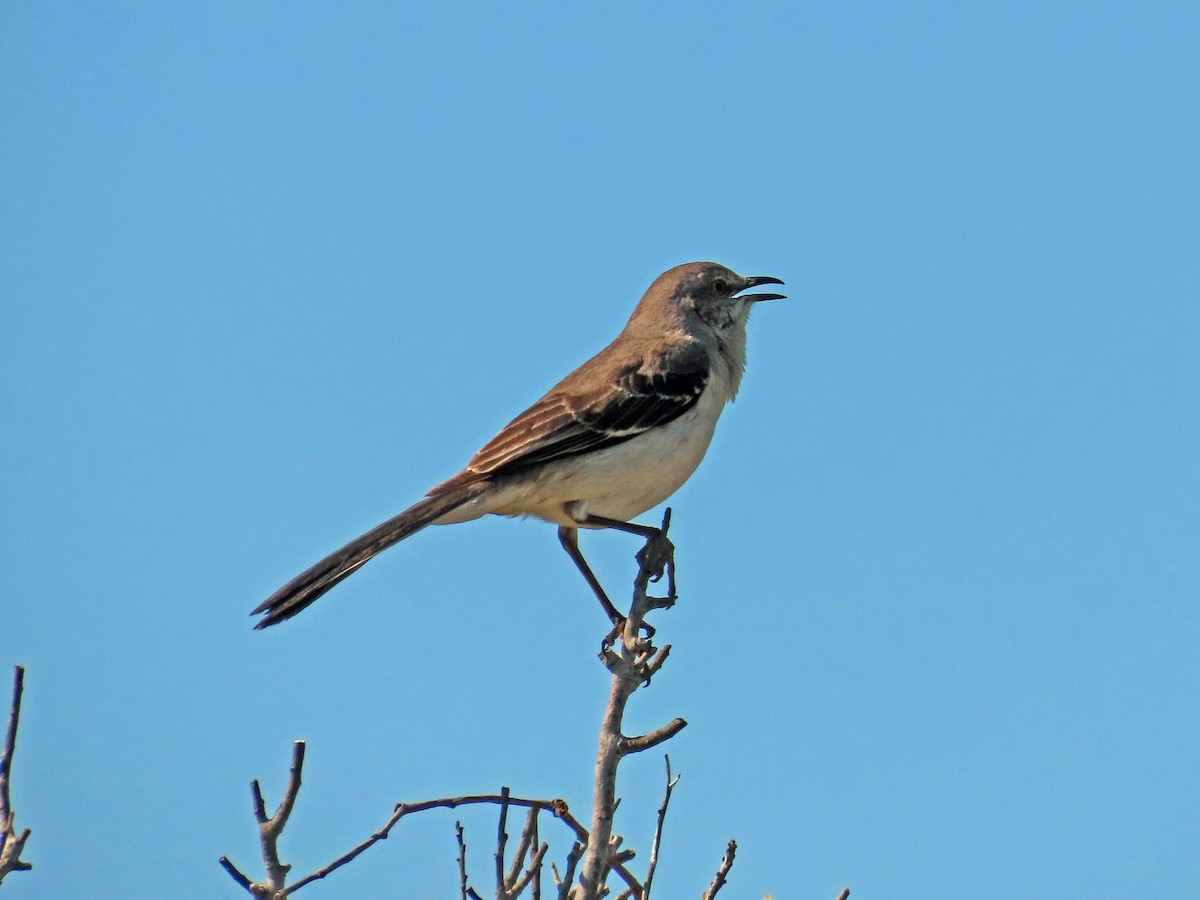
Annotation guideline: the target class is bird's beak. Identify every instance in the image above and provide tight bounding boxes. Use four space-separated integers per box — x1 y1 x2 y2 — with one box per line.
736 275 786 302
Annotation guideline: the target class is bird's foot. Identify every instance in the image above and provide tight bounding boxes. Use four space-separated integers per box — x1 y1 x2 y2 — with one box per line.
635 529 677 602
600 615 657 653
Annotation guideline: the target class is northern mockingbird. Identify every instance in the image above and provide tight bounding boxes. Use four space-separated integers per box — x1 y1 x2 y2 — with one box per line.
253 261 784 629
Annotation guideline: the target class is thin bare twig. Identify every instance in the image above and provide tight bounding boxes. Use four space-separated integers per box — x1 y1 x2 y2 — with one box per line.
218 856 254 891
641 756 680 900
508 840 549 899
552 841 584 900
700 840 736 900
281 797 404 894
529 810 542 900
0 665 32 883
504 804 530 889
457 821 471 900
496 786 511 899
502 806 546 899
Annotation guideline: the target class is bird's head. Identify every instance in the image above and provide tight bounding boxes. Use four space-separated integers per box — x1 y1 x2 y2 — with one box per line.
633 261 786 338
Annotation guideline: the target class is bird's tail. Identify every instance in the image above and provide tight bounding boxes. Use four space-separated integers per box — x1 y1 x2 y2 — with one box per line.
252 480 486 629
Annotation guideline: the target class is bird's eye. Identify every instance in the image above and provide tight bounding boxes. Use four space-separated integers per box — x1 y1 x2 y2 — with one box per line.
712 278 729 294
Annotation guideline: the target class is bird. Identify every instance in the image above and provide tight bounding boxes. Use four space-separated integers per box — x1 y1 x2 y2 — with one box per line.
253 261 785 629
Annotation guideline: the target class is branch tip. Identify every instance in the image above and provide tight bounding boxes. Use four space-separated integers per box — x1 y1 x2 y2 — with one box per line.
701 839 737 900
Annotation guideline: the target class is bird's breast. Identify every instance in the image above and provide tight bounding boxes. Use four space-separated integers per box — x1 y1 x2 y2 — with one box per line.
480 381 729 527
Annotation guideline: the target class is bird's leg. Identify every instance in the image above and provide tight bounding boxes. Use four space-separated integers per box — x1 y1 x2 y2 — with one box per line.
580 510 677 600
558 525 623 625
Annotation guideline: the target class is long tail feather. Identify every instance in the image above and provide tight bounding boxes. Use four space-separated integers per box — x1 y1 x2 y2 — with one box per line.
252 481 485 628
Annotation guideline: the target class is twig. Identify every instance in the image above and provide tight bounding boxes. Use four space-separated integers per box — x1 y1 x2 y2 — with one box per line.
218 741 305 896
496 786 511 898
700 840 736 900
641 756 679 900
529 811 542 900
508 840 549 899
552 842 584 900
280 797 401 893
278 790 641 896
457 821 471 900
0 665 32 883
260 741 305 890
218 856 254 891
503 806 544 898
619 720 687 757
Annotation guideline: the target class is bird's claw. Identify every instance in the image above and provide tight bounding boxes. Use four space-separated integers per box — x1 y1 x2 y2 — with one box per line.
635 529 675 579
601 618 624 652
600 615 657 653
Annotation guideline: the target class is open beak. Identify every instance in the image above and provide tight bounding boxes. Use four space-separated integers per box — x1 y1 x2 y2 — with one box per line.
737 275 786 302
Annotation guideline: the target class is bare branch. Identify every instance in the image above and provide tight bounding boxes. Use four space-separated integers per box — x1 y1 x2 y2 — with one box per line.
530 811 542 900
641 645 671 683
457 821 471 900
218 856 254 892
282 800 407 893
282 791 629 896
504 806 539 894
0 665 32 883
641 756 680 900
251 780 268 823
700 840 736 900
619 720 687 757
259 740 305 890
579 509 687 900
220 740 307 896
552 842 584 900
496 786 511 899
0 667 24 816
508 841 549 899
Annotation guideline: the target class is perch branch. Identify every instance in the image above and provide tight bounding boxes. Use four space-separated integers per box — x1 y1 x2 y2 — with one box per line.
0 666 32 883
578 509 687 900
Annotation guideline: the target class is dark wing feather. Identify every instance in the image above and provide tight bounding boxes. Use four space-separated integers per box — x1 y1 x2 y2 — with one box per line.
465 343 709 478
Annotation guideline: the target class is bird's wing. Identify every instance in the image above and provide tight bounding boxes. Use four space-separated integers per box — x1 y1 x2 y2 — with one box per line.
462 342 710 478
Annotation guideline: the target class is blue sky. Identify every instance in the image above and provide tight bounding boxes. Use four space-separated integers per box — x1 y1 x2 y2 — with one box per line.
2 2 1197 897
